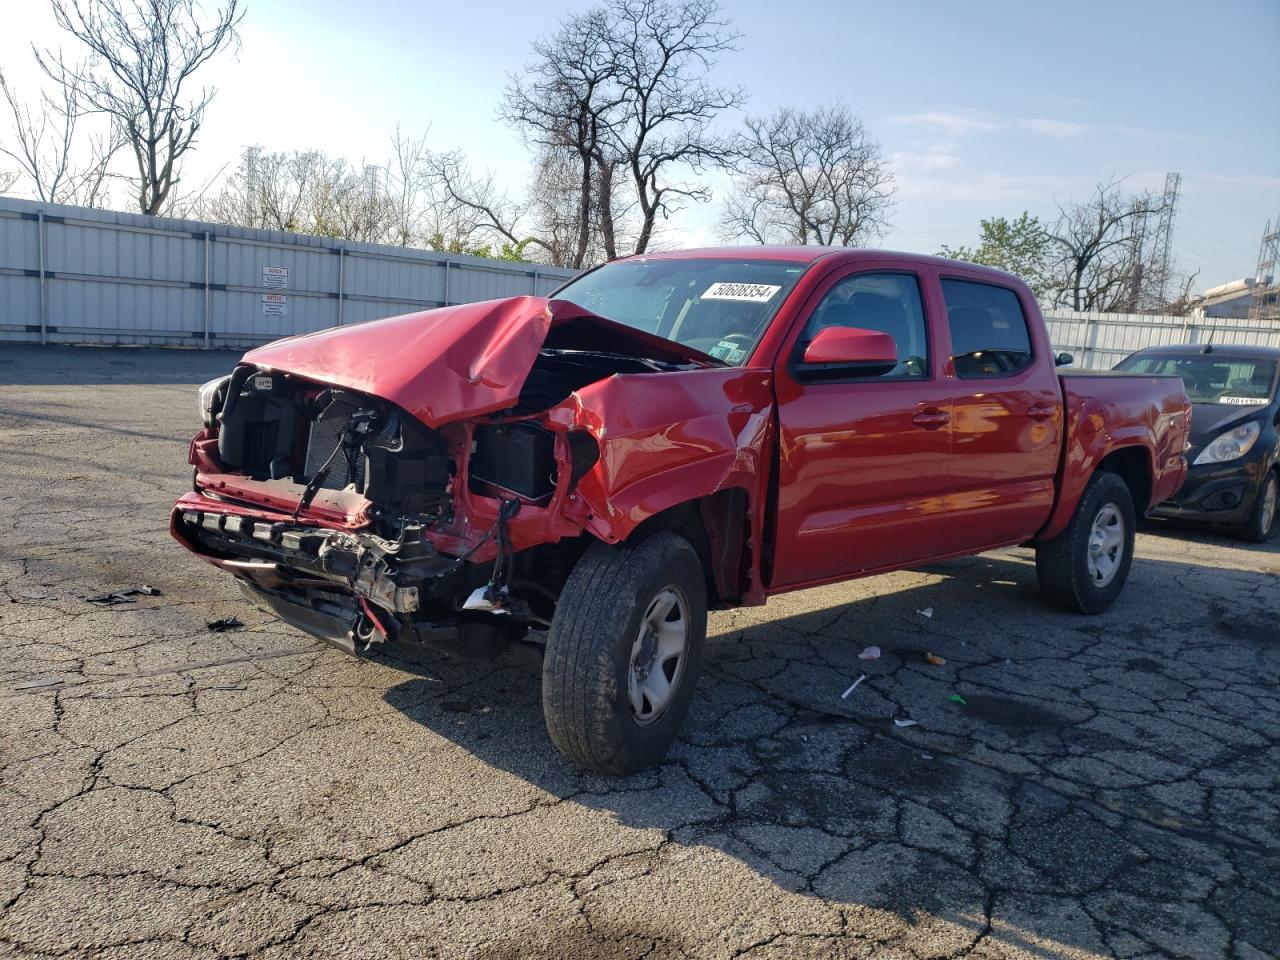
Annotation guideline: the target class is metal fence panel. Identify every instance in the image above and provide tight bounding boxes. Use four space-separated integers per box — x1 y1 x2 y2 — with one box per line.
1044 309 1280 370
5 197 1277 363
0 197 576 350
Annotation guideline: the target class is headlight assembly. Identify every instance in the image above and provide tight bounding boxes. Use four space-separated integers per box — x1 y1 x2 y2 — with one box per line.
1193 421 1261 465
197 375 231 429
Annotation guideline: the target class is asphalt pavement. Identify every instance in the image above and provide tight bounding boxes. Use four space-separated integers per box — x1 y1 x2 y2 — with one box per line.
1 344 1277 959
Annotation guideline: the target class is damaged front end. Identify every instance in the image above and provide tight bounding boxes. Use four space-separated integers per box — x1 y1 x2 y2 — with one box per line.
173 295 762 660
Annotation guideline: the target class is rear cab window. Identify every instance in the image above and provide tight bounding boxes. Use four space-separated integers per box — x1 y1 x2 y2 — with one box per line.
942 278 1034 378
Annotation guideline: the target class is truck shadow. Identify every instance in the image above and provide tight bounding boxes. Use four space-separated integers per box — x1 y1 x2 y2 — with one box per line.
379 548 1279 956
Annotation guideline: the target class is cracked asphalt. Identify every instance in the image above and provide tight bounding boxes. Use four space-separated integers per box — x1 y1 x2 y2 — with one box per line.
1 344 1277 960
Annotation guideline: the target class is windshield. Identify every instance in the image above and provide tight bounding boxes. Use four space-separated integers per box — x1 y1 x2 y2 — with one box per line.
1116 354 1278 405
553 258 811 365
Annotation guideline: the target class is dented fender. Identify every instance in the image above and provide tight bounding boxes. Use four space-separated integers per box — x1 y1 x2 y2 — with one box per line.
547 367 776 602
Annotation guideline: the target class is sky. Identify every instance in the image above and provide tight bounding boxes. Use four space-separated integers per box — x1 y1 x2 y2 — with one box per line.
3 0 1278 289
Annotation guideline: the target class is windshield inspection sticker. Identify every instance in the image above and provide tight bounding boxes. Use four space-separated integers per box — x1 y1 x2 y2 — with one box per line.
1220 396 1268 405
708 340 748 363
702 282 781 303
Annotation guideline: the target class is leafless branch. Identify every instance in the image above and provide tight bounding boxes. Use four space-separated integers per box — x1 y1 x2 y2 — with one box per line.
40 0 244 214
719 103 894 246
1044 178 1159 311
0 62 124 206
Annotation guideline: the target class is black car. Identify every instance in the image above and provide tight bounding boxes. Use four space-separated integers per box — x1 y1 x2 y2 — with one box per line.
1115 344 1279 542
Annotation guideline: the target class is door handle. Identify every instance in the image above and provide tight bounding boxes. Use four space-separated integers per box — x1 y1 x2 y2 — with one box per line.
912 408 950 430
1027 404 1055 421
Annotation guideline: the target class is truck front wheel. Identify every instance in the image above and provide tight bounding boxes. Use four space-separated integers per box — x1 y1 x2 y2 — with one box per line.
542 532 707 775
1036 471 1136 614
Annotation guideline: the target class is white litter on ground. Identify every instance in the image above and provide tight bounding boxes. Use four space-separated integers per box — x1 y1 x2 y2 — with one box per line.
841 674 867 699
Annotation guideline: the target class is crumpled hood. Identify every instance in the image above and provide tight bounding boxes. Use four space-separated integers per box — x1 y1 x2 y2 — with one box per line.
242 295 712 427
1189 402 1268 444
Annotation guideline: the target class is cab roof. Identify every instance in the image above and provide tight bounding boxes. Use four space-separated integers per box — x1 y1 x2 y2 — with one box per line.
619 246 1026 283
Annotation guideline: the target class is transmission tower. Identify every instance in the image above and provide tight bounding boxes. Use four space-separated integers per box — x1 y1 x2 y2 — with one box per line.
1141 172 1180 309
1250 216 1280 321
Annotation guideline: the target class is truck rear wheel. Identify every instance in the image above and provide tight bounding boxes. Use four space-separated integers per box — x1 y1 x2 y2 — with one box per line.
1035 471 1136 614
542 532 707 775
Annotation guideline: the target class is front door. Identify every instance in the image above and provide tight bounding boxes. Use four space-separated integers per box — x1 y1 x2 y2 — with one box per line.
770 269 954 589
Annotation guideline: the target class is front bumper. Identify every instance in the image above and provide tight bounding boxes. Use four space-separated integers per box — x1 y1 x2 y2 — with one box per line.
1151 454 1269 524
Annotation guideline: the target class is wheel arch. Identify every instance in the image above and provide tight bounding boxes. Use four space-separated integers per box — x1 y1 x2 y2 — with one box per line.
1038 437 1157 542
625 489 753 609
1095 445 1153 517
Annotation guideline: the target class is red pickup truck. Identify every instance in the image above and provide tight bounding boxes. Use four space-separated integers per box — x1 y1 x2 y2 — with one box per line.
173 248 1189 773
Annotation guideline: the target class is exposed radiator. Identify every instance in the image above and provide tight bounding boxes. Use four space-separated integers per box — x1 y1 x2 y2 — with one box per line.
304 409 366 491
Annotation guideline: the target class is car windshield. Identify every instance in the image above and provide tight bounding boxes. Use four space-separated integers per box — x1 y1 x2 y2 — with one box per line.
1116 354 1278 405
553 257 811 365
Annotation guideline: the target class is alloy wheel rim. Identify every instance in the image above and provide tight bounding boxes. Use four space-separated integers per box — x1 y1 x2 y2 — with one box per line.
1262 477 1278 533
627 586 689 726
1086 503 1124 588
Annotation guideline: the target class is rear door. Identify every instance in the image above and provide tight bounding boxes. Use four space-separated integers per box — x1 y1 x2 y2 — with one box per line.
935 277 1062 553
770 265 955 588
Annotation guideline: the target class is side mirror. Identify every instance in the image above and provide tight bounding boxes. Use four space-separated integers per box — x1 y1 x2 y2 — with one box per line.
800 326 899 377
1055 352 1074 367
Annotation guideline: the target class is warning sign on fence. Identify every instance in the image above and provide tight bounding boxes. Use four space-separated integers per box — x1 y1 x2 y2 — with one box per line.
262 265 288 289
262 294 287 317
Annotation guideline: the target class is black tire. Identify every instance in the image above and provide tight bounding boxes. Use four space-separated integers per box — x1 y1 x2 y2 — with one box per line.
1036 471 1136 614
1234 470 1278 544
542 532 707 775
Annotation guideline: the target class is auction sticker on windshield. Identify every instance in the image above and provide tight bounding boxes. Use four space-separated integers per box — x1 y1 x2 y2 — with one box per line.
702 282 781 302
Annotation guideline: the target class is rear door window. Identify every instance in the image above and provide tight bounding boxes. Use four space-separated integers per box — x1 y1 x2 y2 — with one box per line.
942 279 1034 378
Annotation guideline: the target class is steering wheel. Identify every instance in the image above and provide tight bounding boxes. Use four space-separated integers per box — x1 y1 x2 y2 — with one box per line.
717 333 755 348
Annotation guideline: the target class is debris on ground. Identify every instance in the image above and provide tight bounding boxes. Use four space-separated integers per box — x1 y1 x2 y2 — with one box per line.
85 585 161 606
183 676 195 690
841 674 867 699
925 652 947 666
210 683 246 691
894 718 919 727
858 645 881 660
921 753 934 760
950 694 967 706
917 607 934 619
14 676 63 690
206 616 244 632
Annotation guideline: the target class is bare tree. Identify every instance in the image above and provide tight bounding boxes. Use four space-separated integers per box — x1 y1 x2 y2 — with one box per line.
0 169 18 194
384 127 467 249
603 0 742 254
428 150 557 262
529 142 630 266
1045 179 1160 312
0 64 122 206
503 0 741 262
501 8 623 267
720 104 894 246
41 0 244 215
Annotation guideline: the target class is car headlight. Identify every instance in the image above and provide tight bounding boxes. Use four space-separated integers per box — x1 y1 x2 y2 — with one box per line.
197 375 231 429
1193 421 1261 465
